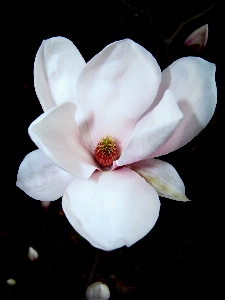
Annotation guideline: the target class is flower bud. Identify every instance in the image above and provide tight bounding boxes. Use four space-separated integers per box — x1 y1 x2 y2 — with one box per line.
28 246 38 261
184 24 208 47
86 282 110 300
7 279 16 286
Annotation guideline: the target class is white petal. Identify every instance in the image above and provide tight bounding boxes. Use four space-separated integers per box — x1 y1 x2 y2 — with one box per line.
62 168 160 251
34 37 86 111
29 102 98 179
116 89 183 166
75 39 161 150
129 159 190 202
150 57 217 157
16 150 74 201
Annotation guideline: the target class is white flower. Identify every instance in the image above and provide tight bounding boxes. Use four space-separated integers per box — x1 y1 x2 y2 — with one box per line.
17 37 217 251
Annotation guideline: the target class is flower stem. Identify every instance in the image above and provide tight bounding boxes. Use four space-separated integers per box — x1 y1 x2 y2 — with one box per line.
84 249 100 299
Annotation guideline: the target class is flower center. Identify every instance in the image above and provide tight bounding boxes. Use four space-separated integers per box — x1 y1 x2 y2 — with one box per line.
94 136 117 167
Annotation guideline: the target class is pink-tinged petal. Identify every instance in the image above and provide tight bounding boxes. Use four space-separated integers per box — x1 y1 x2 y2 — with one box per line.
116 89 183 166
28 102 98 179
150 57 217 157
129 159 190 202
16 150 74 201
184 24 208 47
62 168 160 251
34 37 86 111
75 39 161 150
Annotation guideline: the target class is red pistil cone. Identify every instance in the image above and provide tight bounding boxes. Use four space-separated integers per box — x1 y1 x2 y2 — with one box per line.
94 136 117 167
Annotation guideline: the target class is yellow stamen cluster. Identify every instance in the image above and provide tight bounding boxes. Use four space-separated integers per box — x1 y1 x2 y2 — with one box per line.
94 136 117 167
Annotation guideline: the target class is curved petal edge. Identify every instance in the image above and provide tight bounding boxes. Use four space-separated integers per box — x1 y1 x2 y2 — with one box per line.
28 101 98 179
62 168 160 251
129 159 190 202
34 36 86 111
116 89 183 166
151 56 217 157
16 149 74 201
75 39 161 149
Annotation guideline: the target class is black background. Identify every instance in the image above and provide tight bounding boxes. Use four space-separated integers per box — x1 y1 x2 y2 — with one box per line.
1 1 222 299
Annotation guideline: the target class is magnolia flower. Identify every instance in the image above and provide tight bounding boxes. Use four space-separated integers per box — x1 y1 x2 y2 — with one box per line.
17 37 217 251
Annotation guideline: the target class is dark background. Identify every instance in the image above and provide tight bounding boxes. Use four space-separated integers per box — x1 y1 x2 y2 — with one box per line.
1 1 222 299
